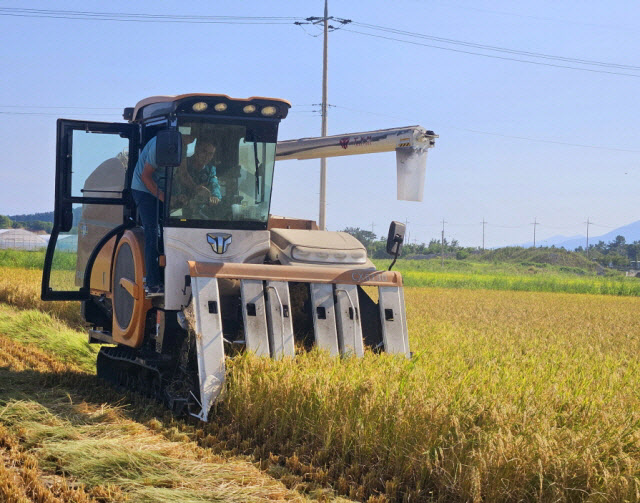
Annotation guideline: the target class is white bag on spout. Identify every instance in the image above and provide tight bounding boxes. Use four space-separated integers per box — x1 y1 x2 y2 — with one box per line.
396 147 428 202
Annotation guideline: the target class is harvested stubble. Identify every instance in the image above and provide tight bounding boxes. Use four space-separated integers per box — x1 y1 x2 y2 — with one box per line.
0 321 332 503
218 288 640 502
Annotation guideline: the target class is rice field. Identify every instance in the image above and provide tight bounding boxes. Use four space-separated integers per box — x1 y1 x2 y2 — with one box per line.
221 288 640 501
2 252 640 501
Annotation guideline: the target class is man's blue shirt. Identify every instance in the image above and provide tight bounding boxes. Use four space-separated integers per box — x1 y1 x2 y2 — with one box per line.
187 157 222 199
131 137 166 194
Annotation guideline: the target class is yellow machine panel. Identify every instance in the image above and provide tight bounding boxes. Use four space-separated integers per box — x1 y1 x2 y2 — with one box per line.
111 229 152 348
89 235 117 294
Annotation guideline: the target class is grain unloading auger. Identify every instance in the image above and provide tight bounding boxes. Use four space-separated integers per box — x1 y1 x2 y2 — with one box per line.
41 94 437 421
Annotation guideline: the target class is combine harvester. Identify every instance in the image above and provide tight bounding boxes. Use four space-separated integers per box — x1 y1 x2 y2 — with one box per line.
41 94 437 420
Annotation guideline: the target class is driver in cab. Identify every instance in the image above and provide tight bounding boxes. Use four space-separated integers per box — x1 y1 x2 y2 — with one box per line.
172 139 222 218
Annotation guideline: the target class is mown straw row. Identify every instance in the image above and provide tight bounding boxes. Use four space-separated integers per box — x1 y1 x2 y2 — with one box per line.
0 422 116 503
0 328 326 503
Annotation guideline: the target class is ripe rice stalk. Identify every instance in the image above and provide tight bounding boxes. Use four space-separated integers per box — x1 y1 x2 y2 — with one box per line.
217 288 640 501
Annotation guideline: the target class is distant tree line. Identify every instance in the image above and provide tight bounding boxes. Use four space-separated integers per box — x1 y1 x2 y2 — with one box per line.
574 235 640 268
343 227 640 268
342 227 470 260
8 211 54 223
0 214 53 233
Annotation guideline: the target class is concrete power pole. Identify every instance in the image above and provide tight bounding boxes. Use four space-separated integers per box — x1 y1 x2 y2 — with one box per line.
585 218 591 259
405 218 410 245
319 0 329 230
481 218 487 251
441 219 447 267
531 217 540 248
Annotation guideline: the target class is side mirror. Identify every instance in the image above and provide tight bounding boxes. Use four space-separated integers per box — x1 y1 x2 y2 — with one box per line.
386 221 406 256
155 129 182 167
60 203 74 232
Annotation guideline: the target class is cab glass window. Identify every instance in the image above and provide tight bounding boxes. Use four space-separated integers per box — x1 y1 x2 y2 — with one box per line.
168 119 278 227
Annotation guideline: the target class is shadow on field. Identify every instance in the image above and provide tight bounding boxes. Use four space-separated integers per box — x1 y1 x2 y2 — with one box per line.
0 364 363 502
0 365 167 427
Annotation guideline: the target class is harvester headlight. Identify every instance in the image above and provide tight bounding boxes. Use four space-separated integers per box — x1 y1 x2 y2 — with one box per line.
243 104 256 113
192 101 208 112
261 106 277 116
214 103 228 112
291 246 367 264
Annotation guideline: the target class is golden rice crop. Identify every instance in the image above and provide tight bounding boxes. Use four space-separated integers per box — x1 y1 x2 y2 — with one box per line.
4 260 640 500
221 288 640 502
0 266 83 328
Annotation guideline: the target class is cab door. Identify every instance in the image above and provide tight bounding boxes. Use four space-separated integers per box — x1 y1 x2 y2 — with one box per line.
42 119 138 301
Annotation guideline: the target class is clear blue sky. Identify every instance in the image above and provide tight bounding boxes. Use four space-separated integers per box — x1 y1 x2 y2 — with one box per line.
1 0 639 247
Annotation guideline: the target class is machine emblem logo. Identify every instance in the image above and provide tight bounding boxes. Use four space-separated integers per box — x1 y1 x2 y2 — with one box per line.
207 233 232 254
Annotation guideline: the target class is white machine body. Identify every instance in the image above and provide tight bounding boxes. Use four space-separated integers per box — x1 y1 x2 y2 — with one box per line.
163 228 270 310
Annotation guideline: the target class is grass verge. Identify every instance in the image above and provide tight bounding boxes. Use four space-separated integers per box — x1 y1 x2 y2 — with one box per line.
372 258 640 295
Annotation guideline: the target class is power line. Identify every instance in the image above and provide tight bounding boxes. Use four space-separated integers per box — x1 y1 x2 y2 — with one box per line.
340 28 640 78
0 111 120 116
442 126 640 153
0 7 302 24
5 6 638 74
350 21 640 71
329 105 640 153
0 105 121 110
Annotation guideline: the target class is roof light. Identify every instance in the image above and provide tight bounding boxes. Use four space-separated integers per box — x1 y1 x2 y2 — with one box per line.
192 102 208 112
243 104 257 113
261 106 277 117
214 103 228 112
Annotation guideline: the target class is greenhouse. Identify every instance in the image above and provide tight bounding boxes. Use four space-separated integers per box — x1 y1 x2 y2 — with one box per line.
0 229 48 250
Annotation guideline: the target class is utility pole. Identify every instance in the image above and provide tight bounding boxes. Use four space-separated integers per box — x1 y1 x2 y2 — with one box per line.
300 5 349 230
530 217 539 248
440 219 446 266
405 218 410 245
585 218 592 259
481 218 487 251
371 221 375 235
318 0 329 230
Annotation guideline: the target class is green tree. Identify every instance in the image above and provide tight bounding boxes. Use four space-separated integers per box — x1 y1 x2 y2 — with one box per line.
28 220 53 233
0 215 11 228
342 227 378 248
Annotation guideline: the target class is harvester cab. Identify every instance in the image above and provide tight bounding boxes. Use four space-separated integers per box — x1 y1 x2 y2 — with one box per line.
41 93 437 420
